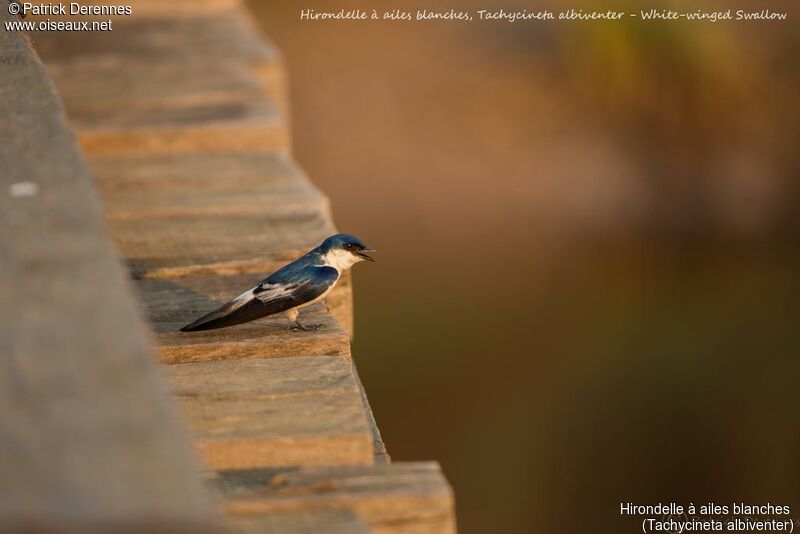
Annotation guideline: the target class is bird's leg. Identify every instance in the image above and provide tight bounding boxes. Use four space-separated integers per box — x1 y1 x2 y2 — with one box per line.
286 308 324 332
286 308 303 331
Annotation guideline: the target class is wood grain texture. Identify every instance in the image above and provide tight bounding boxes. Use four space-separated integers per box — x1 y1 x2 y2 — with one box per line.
32 11 278 66
47 60 269 115
229 509 370 534
31 11 289 155
220 463 456 534
352 361 391 464
89 152 328 218
0 12 215 528
169 358 374 469
137 273 351 363
34 10 289 114
73 95 288 157
111 207 334 275
30 9 287 108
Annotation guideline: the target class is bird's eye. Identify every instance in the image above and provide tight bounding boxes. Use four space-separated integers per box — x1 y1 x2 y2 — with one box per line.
345 243 353 249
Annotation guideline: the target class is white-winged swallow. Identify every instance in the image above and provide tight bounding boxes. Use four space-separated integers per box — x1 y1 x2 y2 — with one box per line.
180 234 375 332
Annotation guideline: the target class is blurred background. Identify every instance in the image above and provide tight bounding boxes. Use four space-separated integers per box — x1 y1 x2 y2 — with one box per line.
247 1 799 532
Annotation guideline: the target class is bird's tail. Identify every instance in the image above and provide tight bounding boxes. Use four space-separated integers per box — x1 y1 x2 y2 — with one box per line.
180 295 269 332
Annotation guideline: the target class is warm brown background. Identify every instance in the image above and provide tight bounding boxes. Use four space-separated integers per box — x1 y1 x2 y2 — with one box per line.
247 1 799 532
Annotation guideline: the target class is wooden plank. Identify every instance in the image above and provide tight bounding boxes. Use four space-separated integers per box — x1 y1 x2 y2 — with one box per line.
31 11 277 66
31 9 288 111
352 361 391 464
46 60 269 115
88 152 328 218
33 11 290 152
136 273 350 363
230 509 370 534
37 32 289 118
72 92 287 157
168 358 374 469
0 10 215 528
111 208 334 276
220 463 456 534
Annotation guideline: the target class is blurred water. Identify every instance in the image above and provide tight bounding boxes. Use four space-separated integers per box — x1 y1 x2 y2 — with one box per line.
248 1 799 531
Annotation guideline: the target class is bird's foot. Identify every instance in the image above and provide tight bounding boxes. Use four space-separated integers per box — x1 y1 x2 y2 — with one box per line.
291 322 325 332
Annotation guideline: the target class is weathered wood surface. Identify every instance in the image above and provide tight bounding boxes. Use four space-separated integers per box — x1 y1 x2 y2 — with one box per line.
90 152 326 218
31 9 288 113
230 509 370 534
221 463 456 534
31 11 288 156
169 357 374 469
48 60 269 116
31 10 277 65
70 93 286 157
0 11 215 529
137 274 350 363
352 361 391 464
110 207 332 274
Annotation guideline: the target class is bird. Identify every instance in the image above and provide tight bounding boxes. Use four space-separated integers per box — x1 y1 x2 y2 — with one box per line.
180 234 375 333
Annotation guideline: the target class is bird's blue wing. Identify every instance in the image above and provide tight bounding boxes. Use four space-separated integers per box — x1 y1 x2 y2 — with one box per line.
254 264 339 308
259 251 321 284
180 264 338 332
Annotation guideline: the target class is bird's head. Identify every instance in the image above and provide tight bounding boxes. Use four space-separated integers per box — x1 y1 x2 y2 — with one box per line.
319 234 376 270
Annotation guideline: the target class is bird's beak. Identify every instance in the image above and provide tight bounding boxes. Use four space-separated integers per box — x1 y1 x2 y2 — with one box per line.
357 248 376 262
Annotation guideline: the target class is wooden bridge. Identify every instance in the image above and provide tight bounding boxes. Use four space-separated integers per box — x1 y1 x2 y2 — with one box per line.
1 0 455 531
